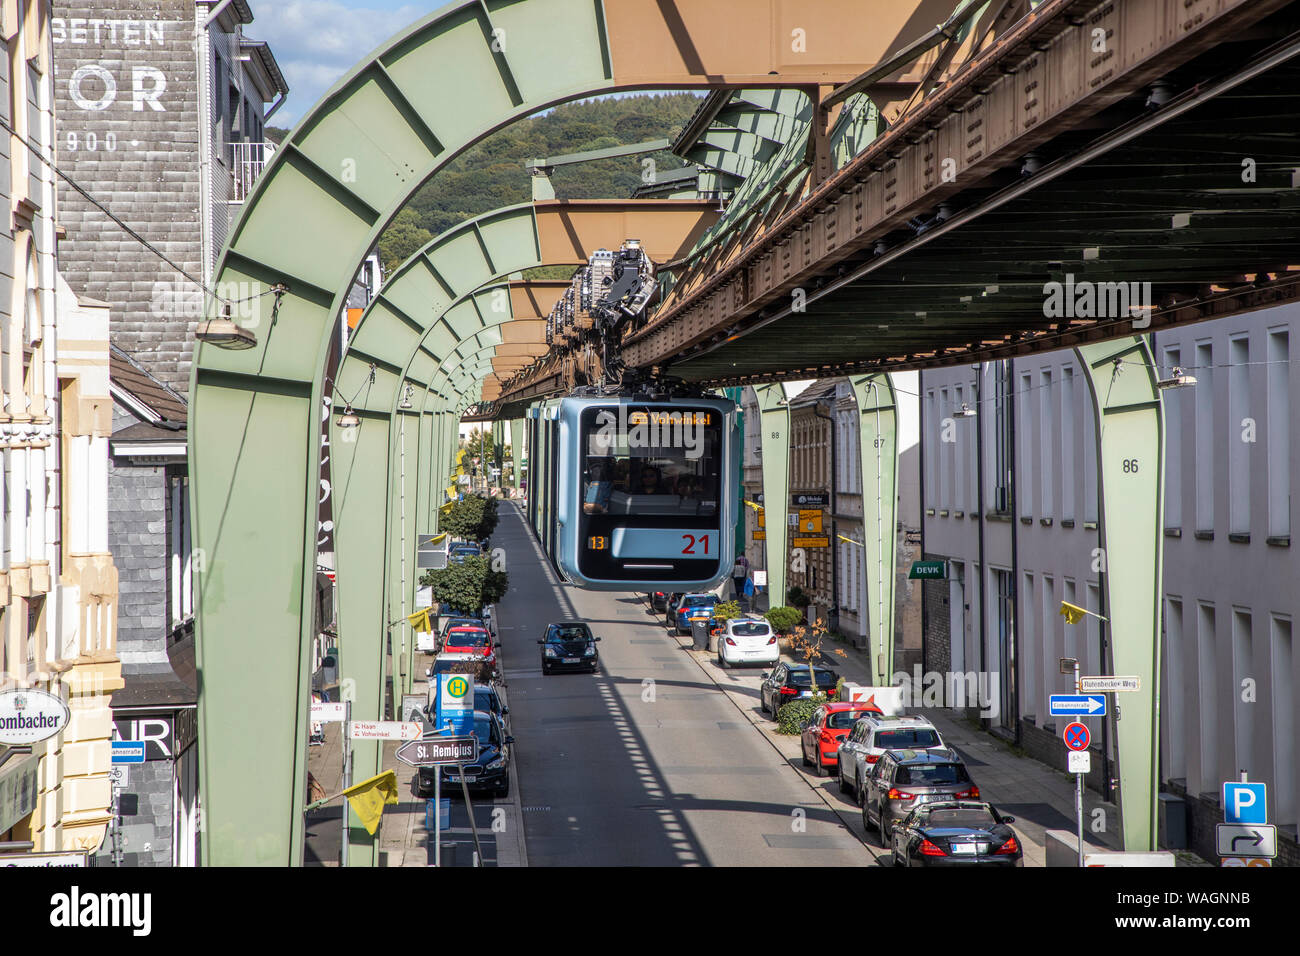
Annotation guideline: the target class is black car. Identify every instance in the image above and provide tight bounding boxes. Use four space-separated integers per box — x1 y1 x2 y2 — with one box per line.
474 683 510 733
418 710 513 798
759 662 840 719
648 590 675 613
889 801 1021 867
538 622 601 674
663 592 685 626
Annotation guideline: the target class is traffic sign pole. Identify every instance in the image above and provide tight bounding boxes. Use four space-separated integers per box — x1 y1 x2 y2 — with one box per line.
1072 659 1083 867
341 699 351 869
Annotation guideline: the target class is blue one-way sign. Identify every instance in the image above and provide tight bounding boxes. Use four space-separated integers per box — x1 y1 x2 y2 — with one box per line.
1049 694 1106 717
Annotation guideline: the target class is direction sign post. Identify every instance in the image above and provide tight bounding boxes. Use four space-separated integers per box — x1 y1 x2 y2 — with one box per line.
1216 824 1276 859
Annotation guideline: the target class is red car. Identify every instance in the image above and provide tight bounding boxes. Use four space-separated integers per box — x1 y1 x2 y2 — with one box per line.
439 625 499 678
801 702 884 777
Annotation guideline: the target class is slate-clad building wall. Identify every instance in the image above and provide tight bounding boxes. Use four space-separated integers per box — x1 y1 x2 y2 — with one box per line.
52 2 203 394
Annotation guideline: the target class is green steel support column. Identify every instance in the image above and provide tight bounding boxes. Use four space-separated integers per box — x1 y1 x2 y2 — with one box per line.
491 419 505 493
753 383 791 609
725 387 746 562
326 407 391 867
509 418 525 493
1073 336 1164 852
849 374 900 686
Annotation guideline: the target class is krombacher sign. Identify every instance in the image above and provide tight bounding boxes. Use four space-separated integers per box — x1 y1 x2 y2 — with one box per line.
0 688 70 745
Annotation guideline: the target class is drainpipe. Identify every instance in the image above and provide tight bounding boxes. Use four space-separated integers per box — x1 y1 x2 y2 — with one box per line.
974 365 987 729
813 400 837 632
1008 359 1022 747
919 370 928 681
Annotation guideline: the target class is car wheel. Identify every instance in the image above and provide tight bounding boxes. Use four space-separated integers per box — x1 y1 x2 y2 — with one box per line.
717 651 727 668
801 744 812 768
541 662 550 675
879 812 893 845
838 770 850 794
861 803 874 833
496 779 510 799
813 756 825 778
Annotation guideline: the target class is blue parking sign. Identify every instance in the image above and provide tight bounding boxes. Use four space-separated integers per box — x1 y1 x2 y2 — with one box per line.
1222 782 1267 824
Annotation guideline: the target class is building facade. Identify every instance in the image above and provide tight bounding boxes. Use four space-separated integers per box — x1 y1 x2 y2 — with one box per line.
919 307 1300 864
0 0 121 857
50 0 286 864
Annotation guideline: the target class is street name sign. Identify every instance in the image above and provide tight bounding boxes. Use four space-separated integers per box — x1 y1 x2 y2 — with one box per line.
110 741 146 764
1049 694 1106 717
348 721 422 741
1215 824 1276 859
1079 676 1140 693
395 735 479 767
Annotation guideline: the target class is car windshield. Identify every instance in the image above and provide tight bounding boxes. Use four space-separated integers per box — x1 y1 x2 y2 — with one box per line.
827 709 877 729
474 689 498 712
684 596 717 607
548 625 591 642
472 715 500 746
788 669 837 688
922 808 998 828
447 629 489 647
895 763 971 786
731 622 770 636
876 729 941 749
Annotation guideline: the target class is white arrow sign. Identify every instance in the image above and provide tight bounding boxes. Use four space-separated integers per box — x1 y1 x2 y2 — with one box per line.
311 701 348 722
1215 824 1276 859
1079 676 1141 693
348 721 422 741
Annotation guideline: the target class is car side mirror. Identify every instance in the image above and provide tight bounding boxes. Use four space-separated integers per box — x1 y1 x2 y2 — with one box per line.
1002 816 1016 824
502 707 509 715
504 736 515 746
594 637 602 642
761 672 770 680
494 642 502 648
536 640 544 645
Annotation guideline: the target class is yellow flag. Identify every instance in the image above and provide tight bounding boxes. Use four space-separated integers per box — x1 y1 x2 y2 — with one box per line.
407 608 432 633
1059 601 1088 625
343 770 400 836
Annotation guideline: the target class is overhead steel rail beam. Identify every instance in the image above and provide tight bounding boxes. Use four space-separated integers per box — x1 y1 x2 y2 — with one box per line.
611 0 1294 375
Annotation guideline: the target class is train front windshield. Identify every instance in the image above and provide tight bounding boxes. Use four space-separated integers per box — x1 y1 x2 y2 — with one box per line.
577 405 725 582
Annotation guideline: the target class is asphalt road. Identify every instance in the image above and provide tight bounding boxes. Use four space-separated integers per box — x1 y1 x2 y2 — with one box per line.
493 500 869 866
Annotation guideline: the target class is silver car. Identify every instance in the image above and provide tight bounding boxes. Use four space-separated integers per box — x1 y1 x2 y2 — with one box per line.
837 715 945 801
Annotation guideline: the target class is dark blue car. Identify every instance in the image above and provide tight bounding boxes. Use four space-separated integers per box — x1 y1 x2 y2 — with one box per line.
672 593 720 634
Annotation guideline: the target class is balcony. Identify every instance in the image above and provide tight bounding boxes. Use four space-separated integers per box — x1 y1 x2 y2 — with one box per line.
230 141 277 203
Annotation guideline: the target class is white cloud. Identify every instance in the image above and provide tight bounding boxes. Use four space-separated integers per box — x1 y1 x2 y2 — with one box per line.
250 0 429 126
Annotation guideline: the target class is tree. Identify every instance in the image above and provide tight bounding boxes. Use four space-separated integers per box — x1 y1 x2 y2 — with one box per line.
420 555 507 614
441 494 499 542
786 618 848 696
378 208 433 274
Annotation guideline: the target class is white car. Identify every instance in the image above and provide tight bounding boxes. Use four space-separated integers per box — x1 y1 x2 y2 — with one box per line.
837 714 947 801
716 617 779 668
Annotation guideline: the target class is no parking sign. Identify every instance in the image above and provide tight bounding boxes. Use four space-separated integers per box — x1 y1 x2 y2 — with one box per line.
1063 722 1090 752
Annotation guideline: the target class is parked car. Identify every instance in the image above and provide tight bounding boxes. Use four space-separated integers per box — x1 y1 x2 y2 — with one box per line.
759 662 841 719
449 543 483 564
888 801 1021 867
648 590 677 613
671 593 719 634
860 749 981 842
418 709 514 798
716 617 779 668
663 592 685 622
799 701 885 776
440 624 500 680
538 621 601 674
837 715 946 799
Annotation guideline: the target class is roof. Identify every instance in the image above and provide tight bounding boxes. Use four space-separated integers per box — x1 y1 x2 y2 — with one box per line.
110 345 187 427
790 378 842 408
886 748 962 764
240 39 290 96
112 635 197 709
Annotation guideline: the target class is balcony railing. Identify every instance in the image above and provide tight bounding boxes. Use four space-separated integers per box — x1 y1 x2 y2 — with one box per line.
230 141 277 203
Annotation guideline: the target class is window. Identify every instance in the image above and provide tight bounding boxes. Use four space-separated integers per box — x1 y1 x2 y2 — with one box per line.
1228 335 1250 535
1061 367 1075 522
1018 373 1032 518
1267 329 1289 538
1233 609 1255 781
1164 347 1183 529
992 361 1012 514
939 388 950 511
1195 341 1214 532
1270 616 1295 827
953 385 965 511
1039 369 1054 519
924 388 937 506
1164 598 1186 783
1197 602 1218 793
169 473 194 633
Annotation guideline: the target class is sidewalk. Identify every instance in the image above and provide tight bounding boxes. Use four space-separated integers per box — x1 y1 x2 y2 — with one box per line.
665 610 1145 867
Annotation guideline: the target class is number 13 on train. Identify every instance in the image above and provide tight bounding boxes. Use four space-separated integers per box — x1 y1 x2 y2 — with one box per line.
526 394 740 591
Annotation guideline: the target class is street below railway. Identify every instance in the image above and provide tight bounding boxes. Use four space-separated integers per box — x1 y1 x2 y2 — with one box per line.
493 501 872 866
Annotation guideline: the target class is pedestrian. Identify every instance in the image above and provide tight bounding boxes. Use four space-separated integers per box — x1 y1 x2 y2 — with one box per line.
732 553 749 601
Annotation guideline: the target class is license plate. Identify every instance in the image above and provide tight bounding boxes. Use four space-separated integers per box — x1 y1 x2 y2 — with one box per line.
446 775 460 783
563 657 580 664
799 691 812 698
951 843 976 855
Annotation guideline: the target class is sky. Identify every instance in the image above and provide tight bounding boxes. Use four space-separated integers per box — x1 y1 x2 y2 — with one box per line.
251 0 434 127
